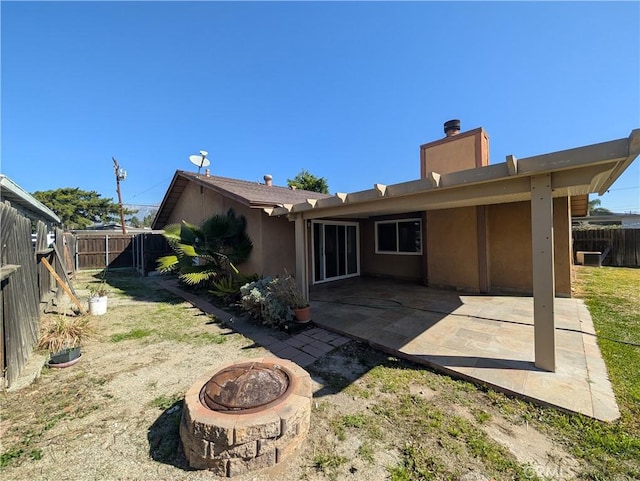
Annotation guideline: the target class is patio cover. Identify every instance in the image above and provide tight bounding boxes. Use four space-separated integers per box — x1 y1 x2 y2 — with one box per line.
268 130 640 372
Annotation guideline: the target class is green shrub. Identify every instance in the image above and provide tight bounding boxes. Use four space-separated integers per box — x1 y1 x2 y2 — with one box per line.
239 276 293 328
210 273 260 305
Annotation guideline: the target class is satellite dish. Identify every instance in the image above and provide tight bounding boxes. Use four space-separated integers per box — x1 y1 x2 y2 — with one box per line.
189 150 210 174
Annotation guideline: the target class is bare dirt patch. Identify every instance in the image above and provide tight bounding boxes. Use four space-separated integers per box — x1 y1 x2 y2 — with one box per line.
1 270 586 481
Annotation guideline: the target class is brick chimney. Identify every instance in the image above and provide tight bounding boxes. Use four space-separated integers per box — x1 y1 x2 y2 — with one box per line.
264 174 273 186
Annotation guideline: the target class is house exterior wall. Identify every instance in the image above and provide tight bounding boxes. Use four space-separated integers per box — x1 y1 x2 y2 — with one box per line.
260 213 296 276
555 197 572 295
486 198 571 296
359 218 423 281
487 202 531 293
423 198 571 296
426 207 481 291
161 182 289 276
165 182 225 227
418 130 571 296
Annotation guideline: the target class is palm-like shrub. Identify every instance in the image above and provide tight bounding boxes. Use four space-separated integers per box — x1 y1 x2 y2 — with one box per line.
157 209 253 285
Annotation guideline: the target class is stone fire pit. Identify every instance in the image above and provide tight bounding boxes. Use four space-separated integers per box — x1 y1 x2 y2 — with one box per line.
180 357 312 477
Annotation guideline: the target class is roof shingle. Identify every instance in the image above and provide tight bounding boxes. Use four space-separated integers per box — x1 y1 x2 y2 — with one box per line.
152 170 332 229
178 170 331 206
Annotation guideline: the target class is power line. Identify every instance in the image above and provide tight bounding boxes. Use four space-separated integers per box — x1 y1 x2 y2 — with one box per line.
605 185 639 192
124 176 172 203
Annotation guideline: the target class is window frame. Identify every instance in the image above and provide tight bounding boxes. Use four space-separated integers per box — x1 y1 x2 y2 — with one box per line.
374 218 423 255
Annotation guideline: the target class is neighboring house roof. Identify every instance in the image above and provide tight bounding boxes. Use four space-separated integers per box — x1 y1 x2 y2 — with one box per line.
77 222 153 232
153 170 331 229
0 174 61 224
573 213 640 228
71 223 161 234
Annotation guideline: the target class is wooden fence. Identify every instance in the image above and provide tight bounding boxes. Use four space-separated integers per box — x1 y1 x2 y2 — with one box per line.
573 229 640 267
132 233 171 275
1 202 42 388
75 234 134 270
75 232 169 274
1 201 77 388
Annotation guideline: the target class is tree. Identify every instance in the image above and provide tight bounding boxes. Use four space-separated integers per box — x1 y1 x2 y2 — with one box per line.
126 209 157 228
588 198 613 216
32 188 136 229
287 169 329 194
142 210 157 227
157 209 253 285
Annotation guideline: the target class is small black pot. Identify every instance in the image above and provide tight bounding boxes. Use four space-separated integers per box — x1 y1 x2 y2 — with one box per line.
50 347 81 365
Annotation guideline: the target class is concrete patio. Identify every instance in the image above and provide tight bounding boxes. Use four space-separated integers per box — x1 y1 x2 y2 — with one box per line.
310 277 620 422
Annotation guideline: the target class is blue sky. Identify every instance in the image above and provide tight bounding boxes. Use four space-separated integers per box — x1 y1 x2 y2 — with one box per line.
2 1 639 215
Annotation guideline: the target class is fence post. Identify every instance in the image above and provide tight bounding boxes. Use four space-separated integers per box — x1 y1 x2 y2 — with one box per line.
141 234 146 275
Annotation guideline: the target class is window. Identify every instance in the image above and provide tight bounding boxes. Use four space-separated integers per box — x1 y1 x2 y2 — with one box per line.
375 219 422 254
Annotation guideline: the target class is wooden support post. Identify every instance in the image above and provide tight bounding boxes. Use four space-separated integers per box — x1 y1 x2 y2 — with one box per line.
294 216 309 302
531 173 556 372
41 258 87 315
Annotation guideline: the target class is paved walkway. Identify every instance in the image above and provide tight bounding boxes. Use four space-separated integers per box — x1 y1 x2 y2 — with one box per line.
309 277 620 422
156 276 619 421
155 279 349 368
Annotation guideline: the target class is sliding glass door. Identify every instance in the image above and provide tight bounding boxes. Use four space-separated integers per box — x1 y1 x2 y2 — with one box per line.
312 221 359 283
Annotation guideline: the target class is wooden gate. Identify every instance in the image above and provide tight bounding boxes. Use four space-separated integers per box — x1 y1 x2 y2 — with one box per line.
75 232 170 273
75 234 134 270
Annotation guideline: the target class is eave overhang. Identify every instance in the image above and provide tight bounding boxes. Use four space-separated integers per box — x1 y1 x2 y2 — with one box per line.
0 175 61 224
267 130 639 220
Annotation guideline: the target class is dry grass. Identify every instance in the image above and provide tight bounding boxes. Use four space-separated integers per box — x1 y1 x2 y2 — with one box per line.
3 268 639 480
36 314 93 353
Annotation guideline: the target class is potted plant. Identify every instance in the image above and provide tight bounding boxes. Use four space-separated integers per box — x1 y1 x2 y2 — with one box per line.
37 314 92 368
281 274 311 323
87 279 109 315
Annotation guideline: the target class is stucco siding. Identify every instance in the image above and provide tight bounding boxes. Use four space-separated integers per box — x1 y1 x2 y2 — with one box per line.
422 135 476 175
420 128 489 177
260 214 297 276
487 202 532 293
160 182 266 275
165 183 225 227
426 207 480 291
487 199 571 296
239 207 264 276
553 197 572 296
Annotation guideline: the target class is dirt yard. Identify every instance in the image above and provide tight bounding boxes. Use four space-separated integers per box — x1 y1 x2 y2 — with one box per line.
0 270 584 481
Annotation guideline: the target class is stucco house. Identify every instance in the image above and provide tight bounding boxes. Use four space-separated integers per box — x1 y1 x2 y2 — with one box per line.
152 172 331 276
153 123 638 370
155 124 638 293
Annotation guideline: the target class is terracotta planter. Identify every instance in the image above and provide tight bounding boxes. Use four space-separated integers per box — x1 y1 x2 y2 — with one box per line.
294 305 311 323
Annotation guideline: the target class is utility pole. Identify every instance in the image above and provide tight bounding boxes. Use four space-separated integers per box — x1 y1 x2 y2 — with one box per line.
113 157 127 234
